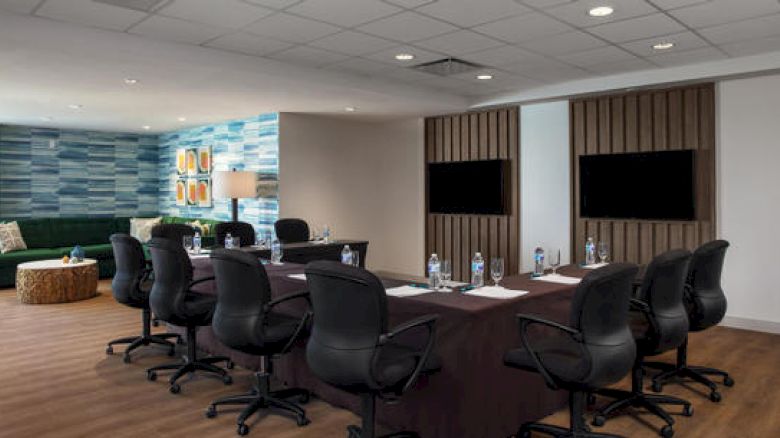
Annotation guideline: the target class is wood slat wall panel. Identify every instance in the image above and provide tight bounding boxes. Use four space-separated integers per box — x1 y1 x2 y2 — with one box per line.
425 107 520 281
570 84 716 265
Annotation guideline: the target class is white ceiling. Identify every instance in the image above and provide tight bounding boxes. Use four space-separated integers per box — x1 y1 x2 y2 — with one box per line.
3 0 780 132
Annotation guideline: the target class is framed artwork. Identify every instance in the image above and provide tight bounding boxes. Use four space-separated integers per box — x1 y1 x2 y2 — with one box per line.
197 146 211 174
197 178 212 207
175 179 187 206
176 149 187 175
185 148 198 176
186 178 198 206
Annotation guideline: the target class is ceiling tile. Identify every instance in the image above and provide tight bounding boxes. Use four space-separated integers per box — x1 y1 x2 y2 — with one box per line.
205 32 293 56
36 0 147 31
546 0 657 28
414 30 504 55
583 57 656 74
308 30 396 56
518 0 575 9
649 0 711 10
473 12 572 44
383 0 436 7
556 45 638 67
518 30 606 56
0 0 40 14
286 0 401 27
588 13 685 43
620 31 710 57
648 46 728 67
381 66 439 83
158 0 274 29
129 15 227 44
512 64 592 83
720 35 780 57
416 0 530 27
243 12 341 43
459 44 545 67
243 0 305 9
669 0 780 28
364 44 445 65
357 11 457 43
698 14 780 45
501 56 572 74
322 57 393 76
267 45 350 67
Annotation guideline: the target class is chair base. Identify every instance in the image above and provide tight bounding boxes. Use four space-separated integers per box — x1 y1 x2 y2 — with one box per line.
106 307 181 363
206 368 310 435
518 422 624 438
346 393 420 438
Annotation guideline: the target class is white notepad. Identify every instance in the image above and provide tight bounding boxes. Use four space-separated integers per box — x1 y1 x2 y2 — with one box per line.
386 285 434 297
532 274 582 285
464 286 529 299
582 262 609 270
287 273 306 281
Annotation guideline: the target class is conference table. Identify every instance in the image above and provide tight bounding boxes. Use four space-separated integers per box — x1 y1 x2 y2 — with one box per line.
237 239 369 267
187 256 589 438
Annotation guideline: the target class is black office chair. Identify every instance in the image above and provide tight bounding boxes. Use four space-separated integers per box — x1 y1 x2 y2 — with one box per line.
592 250 693 438
151 223 195 244
304 261 440 438
504 263 639 438
647 240 733 402
106 234 180 363
205 249 311 435
274 218 310 244
215 221 255 247
145 237 233 394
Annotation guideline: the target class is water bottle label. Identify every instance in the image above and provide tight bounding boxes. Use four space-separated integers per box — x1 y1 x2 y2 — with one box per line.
342 253 353 264
471 262 484 274
428 263 440 274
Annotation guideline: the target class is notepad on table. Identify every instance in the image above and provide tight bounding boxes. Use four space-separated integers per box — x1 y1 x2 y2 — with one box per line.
582 262 609 270
386 285 434 297
287 273 306 281
464 286 528 299
532 274 582 285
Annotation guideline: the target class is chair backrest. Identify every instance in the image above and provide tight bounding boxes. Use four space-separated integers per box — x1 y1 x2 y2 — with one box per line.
109 233 147 306
151 223 195 244
215 221 256 247
275 218 310 243
686 240 729 331
569 263 639 387
210 249 272 350
304 260 388 391
147 237 193 325
637 249 692 354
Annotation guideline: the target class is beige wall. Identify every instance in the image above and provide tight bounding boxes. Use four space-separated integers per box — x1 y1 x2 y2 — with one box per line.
278 113 425 276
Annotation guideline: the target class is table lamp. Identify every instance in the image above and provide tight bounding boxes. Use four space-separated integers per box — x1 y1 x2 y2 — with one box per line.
212 169 256 222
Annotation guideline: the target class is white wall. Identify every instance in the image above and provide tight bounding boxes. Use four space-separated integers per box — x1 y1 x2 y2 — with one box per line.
718 74 780 333
278 113 425 276
520 101 571 272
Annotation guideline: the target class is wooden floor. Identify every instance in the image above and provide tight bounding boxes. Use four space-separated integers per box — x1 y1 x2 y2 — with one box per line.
0 280 778 438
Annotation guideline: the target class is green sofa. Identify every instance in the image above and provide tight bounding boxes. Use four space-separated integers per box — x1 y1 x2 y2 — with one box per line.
0 216 221 288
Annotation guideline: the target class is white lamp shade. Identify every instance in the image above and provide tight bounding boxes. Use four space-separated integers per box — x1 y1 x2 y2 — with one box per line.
212 170 256 199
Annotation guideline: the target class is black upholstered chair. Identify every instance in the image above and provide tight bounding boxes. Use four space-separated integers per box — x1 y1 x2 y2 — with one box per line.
592 250 694 438
274 218 310 244
145 237 233 394
504 263 639 438
304 261 440 438
214 221 255 247
106 234 180 363
205 249 311 435
151 223 195 244
647 240 733 402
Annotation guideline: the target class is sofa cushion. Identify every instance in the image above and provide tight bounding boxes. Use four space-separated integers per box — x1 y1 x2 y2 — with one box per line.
15 219 53 249
0 248 65 267
82 244 114 260
45 218 117 247
0 221 28 253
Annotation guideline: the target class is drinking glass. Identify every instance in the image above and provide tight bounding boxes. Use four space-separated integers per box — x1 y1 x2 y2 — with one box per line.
182 235 193 252
231 236 241 248
598 242 609 264
549 249 561 275
490 258 504 287
351 250 360 268
264 231 272 249
440 260 452 290
310 224 320 241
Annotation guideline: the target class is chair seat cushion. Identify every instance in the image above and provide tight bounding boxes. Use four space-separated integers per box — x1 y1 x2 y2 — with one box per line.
504 336 589 384
374 341 442 388
181 292 217 325
263 312 303 348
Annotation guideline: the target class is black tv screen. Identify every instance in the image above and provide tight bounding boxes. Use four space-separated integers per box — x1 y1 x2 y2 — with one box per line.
428 160 508 215
580 150 695 220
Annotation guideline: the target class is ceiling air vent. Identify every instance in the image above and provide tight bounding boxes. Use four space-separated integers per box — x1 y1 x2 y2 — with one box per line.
412 57 484 77
93 0 168 12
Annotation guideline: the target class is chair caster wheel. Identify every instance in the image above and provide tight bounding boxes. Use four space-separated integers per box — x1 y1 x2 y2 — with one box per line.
205 406 217 418
724 376 735 387
661 425 674 438
237 424 249 436
683 404 694 417
587 393 596 405
223 375 233 385
176 337 184 345
122 354 131 364
168 348 176 357
147 371 157 381
299 392 310 404
152 319 160 327
106 346 113 355
651 381 663 393
169 383 181 394
296 415 311 427
226 360 235 370
592 415 606 427
710 391 721 402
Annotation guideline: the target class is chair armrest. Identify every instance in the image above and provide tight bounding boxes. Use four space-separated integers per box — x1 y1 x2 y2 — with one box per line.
379 314 439 345
629 298 660 335
264 291 312 354
189 275 215 288
516 314 583 390
376 314 439 394
265 290 311 312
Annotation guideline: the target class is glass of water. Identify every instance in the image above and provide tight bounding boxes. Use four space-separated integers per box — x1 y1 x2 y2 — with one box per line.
440 260 452 290
490 258 504 287
183 235 193 252
231 236 241 248
598 242 609 264
351 250 360 268
549 249 561 275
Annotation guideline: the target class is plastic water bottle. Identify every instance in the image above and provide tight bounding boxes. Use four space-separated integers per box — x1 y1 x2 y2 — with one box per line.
471 252 485 288
341 245 353 265
225 232 233 249
533 247 545 277
323 225 331 244
264 230 272 248
271 237 282 264
585 237 596 265
428 253 441 290
193 232 201 254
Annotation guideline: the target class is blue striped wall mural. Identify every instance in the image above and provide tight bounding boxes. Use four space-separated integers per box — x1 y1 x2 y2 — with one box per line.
0 125 159 219
158 113 279 234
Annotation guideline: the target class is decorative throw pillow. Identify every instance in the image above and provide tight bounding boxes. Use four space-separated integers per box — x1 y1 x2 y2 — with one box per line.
187 220 208 235
130 217 162 243
0 221 28 254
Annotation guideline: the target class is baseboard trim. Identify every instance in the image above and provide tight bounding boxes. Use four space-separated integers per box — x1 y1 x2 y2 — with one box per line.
721 316 780 334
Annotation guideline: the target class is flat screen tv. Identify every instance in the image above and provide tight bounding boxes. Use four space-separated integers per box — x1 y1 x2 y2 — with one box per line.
428 159 509 215
580 150 695 221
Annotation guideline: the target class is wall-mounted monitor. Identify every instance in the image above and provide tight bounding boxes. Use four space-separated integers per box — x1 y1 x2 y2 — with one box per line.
579 150 696 221
428 159 509 215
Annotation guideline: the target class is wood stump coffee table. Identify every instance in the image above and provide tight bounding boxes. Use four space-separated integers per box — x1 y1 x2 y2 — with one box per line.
16 259 99 304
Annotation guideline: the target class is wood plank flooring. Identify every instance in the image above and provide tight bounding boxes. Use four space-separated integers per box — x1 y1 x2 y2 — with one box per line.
0 280 778 438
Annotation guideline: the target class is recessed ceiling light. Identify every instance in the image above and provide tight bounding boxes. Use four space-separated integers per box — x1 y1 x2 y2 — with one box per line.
345 106 357 112
68 104 83 110
588 6 614 17
123 78 139 85
652 42 675 50
142 125 151 130
177 116 187 122
395 53 415 61
476 74 493 80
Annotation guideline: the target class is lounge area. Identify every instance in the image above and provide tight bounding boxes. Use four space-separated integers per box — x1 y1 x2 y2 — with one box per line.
1 1 780 438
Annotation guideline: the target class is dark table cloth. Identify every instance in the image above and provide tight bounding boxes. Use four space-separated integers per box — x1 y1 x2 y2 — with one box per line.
185 257 587 438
